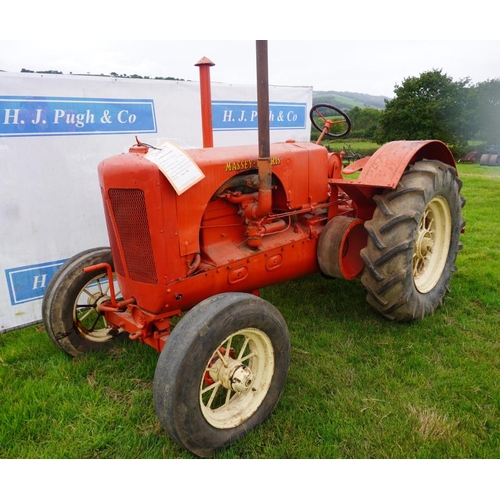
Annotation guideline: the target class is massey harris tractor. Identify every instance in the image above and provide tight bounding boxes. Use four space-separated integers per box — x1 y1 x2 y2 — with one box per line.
42 42 465 457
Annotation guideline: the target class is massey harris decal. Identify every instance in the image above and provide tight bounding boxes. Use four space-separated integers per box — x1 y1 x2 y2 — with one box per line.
226 156 282 172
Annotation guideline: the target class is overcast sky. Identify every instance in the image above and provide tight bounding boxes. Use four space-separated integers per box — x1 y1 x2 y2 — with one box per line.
1 39 499 98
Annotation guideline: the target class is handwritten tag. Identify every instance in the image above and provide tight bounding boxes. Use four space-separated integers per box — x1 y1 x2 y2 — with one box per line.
146 141 205 195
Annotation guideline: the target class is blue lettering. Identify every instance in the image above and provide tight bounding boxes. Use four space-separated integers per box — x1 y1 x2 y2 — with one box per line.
212 101 307 131
0 97 157 137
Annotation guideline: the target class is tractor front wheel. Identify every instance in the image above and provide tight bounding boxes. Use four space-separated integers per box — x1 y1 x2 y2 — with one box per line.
153 292 290 457
360 160 465 321
42 247 126 357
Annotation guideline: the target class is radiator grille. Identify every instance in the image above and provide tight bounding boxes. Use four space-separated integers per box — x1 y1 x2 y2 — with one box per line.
102 188 125 276
108 188 158 284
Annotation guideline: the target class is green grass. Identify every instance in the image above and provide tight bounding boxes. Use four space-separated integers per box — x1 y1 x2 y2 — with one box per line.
1 163 499 459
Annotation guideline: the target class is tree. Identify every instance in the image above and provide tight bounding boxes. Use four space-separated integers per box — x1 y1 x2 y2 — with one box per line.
472 79 500 145
374 69 472 155
20 68 62 74
348 106 382 139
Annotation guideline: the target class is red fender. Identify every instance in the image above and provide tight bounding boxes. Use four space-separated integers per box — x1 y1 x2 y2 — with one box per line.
341 140 456 189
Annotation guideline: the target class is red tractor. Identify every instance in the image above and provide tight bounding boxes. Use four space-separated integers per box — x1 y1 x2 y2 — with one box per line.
42 42 465 457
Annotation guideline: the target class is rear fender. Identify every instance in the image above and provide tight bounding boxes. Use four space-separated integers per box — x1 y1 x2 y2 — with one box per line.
345 140 456 189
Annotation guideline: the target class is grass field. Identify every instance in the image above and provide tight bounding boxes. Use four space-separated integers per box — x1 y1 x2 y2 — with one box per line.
0 162 499 459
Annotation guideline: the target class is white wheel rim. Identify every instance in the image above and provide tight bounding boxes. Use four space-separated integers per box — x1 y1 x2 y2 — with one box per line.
413 196 451 293
72 273 122 342
200 327 275 429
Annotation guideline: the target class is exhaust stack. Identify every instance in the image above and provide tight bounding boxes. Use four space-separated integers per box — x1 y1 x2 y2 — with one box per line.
255 40 272 217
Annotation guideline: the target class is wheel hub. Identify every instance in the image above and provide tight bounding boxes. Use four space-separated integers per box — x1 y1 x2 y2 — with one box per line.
87 291 109 308
211 359 254 393
415 230 435 260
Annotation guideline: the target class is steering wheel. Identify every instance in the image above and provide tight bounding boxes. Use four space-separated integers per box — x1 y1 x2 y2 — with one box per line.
310 103 351 139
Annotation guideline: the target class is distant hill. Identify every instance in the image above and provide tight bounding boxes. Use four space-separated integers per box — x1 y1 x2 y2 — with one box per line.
313 90 390 110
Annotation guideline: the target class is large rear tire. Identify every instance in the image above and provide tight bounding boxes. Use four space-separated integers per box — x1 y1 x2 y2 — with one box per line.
360 160 465 321
42 247 126 357
153 292 290 457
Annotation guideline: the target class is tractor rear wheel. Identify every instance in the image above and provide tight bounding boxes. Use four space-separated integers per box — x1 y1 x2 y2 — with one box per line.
360 160 465 321
42 247 126 357
153 292 290 457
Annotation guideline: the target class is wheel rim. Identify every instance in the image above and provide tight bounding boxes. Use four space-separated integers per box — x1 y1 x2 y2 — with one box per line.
200 327 275 429
72 272 122 342
413 196 451 293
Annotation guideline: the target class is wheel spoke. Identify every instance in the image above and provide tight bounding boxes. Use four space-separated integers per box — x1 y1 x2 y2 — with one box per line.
239 351 255 363
225 336 233 359
87 313 101 332
315 109 327 121
103 281 113 297
201 379 219 395
424 218 431 233
237 338 250 360
77 306 94 322
202 381 221 408
215 348 229 367
328 119 347 126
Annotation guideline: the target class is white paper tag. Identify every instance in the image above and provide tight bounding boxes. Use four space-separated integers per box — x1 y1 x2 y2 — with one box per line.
146 141 205 195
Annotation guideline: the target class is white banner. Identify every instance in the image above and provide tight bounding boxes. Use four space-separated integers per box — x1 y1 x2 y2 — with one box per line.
0 72 312 332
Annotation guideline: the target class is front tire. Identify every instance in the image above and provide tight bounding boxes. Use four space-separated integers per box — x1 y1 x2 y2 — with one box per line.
153 292 290 457
42 247 126 357
360 160 465 321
